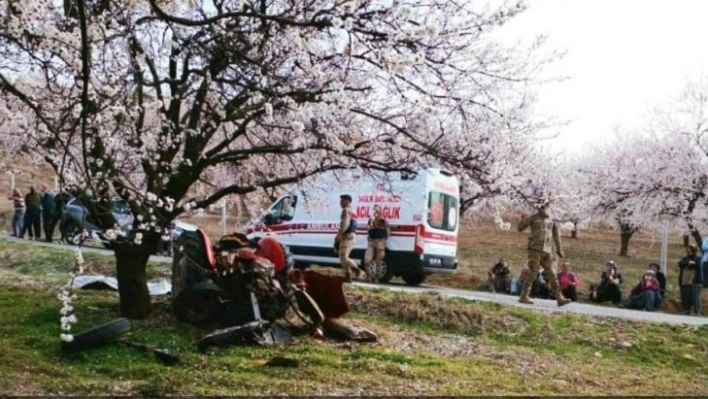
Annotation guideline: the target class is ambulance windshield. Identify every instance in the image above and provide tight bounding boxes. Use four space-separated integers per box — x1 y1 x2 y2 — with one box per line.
427 191 458 232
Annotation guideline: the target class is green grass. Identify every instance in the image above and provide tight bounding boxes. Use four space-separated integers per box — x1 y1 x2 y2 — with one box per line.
1 235 708 395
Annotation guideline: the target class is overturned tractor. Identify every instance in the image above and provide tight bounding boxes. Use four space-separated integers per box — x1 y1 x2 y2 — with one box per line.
172 229 321 324
171 229 376 349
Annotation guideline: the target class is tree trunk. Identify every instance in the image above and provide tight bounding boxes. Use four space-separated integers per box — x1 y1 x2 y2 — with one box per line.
620 230 633 257
114 240 156 319
569 218 579 239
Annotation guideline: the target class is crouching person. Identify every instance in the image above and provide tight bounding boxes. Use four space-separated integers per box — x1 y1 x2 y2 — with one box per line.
626 270 661 311
487 257 513 293
557 261 580 302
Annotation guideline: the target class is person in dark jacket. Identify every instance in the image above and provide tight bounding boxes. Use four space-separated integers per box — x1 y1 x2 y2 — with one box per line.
589 261 624 305
7 188 24 237
54 191 72 242
678 245 704 315
20 186 41 240
39 184 57 242
626 269 661 311
487 256 513 293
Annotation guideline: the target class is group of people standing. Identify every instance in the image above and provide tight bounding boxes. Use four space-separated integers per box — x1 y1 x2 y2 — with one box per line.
8 185 63 242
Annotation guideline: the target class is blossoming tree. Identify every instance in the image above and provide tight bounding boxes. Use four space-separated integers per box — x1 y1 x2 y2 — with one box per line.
0 0 551 318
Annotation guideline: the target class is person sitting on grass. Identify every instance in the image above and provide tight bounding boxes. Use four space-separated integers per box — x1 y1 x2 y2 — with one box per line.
487 256 513 294
648 262 666 300
557 261 580 302
625 269 661 311
589 261 624 305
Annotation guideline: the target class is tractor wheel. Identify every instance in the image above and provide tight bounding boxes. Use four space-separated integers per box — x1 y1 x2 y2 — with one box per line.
172 282 224 327
172 231 210 299
61 318 131 352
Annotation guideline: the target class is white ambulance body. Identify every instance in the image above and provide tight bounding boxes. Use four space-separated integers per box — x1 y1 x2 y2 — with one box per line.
245 168 460 286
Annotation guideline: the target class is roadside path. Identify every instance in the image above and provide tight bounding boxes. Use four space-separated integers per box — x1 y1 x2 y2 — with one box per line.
3 235 707 326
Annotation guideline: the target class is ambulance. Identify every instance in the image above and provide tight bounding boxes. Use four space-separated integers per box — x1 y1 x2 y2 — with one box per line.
244 168 460 286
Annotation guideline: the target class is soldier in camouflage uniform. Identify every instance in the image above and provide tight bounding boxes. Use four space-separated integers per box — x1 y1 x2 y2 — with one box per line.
517 200 571 307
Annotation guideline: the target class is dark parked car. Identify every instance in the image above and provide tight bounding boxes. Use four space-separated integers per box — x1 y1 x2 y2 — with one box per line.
60 196 197 254
61 197 133 246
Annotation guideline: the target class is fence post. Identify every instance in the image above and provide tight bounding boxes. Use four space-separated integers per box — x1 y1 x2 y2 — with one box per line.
660 220 669 275
221 199 227 236
10 173 15 190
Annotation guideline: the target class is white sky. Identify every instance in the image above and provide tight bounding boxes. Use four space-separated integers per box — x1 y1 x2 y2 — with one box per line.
495 0 708 154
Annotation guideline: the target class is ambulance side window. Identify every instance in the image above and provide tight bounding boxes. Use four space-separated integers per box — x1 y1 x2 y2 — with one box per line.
427 191 458 232
263 196 297 225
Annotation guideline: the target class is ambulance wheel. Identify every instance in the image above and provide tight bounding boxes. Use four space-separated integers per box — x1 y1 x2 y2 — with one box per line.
401 272 426 286
363 259 393 284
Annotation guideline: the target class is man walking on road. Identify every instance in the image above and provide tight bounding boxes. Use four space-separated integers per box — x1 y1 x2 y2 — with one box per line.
517 200 571 307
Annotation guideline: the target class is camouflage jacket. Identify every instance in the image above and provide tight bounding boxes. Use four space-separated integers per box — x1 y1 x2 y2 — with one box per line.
518 212 561 254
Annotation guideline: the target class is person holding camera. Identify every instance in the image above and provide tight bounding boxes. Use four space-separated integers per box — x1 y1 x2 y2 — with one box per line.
626 269 661 311
589 261 624 305
678 244 704 315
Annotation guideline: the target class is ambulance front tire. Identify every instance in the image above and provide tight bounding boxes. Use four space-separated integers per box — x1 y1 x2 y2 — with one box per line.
401 271 426 286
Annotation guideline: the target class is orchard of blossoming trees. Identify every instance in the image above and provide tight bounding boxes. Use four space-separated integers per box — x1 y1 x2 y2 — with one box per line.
0 0 558 318
572 76 708 255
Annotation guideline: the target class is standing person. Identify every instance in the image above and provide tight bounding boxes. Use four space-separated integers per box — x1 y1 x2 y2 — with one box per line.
54 190 71 242
517 200 571 307
39 184 57 242
701 238 708 290
364 204 389 282
678 244 704 315
20 186 41 240
8 188 25 237
335 194 359 282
